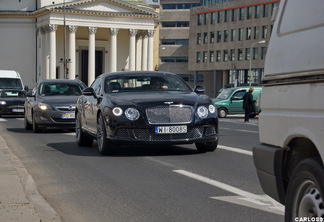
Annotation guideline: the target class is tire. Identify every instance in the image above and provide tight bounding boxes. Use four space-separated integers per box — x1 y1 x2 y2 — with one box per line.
97 113 116 155
195 140 218 153
218 108 227 118
285 158 324 222
32 112 41 133
24 115 32 130
75 112 93 147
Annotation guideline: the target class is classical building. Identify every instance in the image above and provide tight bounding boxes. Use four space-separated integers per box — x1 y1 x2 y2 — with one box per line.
189 0 279 97
158 0 200 87
0 0 159 87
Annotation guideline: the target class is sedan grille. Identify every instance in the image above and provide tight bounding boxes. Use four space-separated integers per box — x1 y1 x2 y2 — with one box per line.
146 105 192 124
54 105 76 112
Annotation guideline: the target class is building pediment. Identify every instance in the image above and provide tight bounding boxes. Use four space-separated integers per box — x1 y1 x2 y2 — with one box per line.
44 0 158 17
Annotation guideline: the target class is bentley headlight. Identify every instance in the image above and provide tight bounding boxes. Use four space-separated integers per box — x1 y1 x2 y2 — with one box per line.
38 103 52 111
197 106 208 119
0 101 6 105
209 104 216 113
125 108 140 121
112 107 123 116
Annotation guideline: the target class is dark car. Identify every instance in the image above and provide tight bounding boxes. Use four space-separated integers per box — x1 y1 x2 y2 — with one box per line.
24 79 87 132
0 89 26 117
76 71 219 155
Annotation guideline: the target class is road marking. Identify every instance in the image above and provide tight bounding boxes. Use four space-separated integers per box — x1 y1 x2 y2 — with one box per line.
218 145 253 156
0 118 7 121
220 127 259 134
173 169 284 215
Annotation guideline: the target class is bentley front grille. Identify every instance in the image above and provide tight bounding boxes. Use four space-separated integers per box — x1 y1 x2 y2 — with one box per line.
146 105 192 124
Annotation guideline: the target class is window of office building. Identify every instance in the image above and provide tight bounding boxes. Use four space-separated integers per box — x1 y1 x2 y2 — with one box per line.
196 52 201 63
161 39 189 45
261 47 267 60
210 51 215 62
217 11 223 23
271 3 279 16
238 28 243 41
230 49 235 61
239 8 244 20
204 32 208 44
224 10 229 22
224 30 229 42
232 9 237 21
204 13 209 25
238 48 243 61
161 57 189 63
253 47 259 60
197 33 202 44
198 14 202 25
217 31 222 43
231 29 236 41
245 48 250 61
255 5 261 18
203 51 208 63
210 32 215 43
263 4 269 17
211 12 215 24
253 26 259 39
246 27 251 40
162 21 189 27
247 7 252 19
262 25 268 38
223 50 229 62
216 50 221 62
162 3 200 9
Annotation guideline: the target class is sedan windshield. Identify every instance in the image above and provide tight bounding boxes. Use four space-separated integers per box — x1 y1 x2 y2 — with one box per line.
39 83 85 96
216 88 234 100
104 74 192 93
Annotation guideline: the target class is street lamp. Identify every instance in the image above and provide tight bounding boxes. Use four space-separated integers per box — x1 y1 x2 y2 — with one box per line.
249 40 266 86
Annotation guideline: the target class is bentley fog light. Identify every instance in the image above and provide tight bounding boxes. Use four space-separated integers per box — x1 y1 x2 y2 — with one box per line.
112 107 123 116
125 108 140 121
197 106 208 119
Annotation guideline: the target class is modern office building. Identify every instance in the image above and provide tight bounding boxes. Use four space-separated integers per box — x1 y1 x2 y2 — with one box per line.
0 0 159 87
158 0 200 86
189 0 280 97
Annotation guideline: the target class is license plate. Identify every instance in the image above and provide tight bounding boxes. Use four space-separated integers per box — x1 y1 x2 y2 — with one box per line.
12 108 24 113
61 113 75 119
155 125 187 134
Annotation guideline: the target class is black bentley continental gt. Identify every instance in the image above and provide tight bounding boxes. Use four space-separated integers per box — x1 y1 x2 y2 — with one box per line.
76 71 219 155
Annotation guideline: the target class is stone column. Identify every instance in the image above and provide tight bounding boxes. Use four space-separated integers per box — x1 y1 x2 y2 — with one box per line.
129 29 137 71
142 31 148 71
48 24 58 79
110 28 119 72
88 27 97 85
40 26 47 80
136 34 143 71
68 26 77 79
147 30 155 71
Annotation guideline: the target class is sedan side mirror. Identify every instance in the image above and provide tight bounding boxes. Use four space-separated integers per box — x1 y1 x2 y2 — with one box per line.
194 85 205 94
26 91 34 97
82 87 96 97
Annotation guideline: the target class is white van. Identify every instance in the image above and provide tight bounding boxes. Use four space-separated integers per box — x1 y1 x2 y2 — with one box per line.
0 70 25 90
252 0 324 221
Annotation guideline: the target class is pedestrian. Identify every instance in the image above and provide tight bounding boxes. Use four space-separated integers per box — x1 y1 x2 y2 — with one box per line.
242 88 255 122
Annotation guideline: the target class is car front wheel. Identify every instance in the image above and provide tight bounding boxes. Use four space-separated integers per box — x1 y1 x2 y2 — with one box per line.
97 113 116 155
195 140 218 152
285 158 324 221
24 115 32 130
32 112 41 133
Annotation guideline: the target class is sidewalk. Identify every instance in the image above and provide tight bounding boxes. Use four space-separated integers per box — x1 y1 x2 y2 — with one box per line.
0 135 61 222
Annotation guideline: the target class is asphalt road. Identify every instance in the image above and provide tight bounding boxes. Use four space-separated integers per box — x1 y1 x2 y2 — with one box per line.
0 115 284 222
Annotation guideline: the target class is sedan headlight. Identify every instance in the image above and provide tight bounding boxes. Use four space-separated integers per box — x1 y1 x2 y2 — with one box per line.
38 103 52 111
209 104 216 113
0 101 6 105
197 106 209 119
125 108 140 121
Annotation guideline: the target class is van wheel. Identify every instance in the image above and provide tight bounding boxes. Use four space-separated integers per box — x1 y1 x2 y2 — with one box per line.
285 158 324 222
218 108 227 118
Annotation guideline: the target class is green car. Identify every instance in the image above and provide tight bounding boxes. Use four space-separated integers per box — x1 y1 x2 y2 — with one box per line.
213 87 262 118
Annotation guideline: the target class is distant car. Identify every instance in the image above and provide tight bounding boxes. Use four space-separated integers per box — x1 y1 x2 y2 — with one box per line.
24 79 87 132
76 71 219 155
0 89 26 117
213 87 262 118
